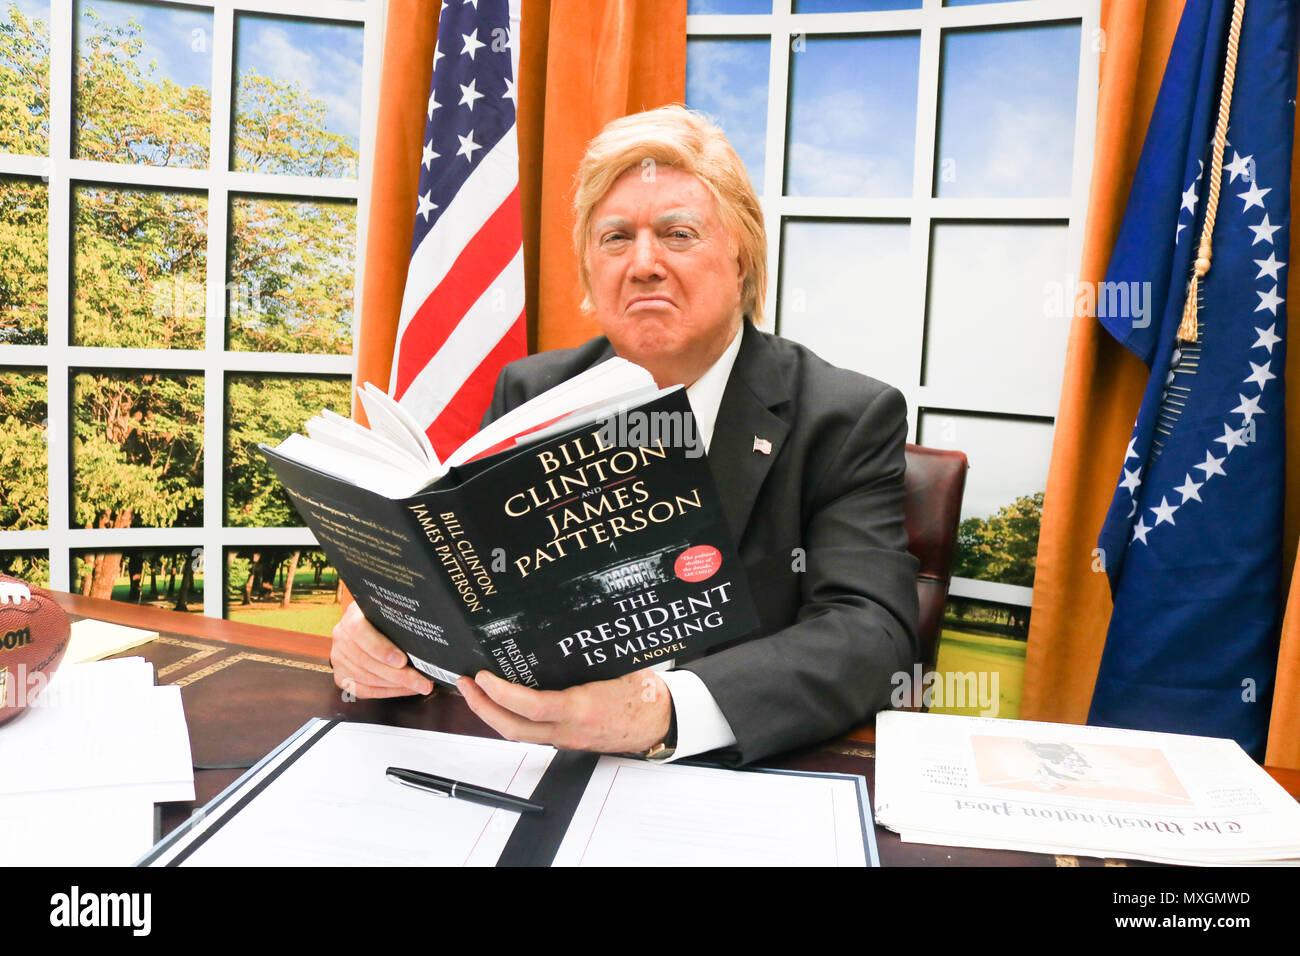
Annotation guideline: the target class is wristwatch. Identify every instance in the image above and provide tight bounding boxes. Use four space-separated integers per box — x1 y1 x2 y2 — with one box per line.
644 707 678 762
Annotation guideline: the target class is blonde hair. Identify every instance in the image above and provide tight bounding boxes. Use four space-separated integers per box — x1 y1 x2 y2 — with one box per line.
572 105 767 323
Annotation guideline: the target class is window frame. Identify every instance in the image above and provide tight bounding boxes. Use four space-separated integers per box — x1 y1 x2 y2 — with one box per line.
0 0 387 616
688 0 1101 608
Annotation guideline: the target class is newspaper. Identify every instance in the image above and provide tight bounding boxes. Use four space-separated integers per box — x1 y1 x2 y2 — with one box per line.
875 711 1300 866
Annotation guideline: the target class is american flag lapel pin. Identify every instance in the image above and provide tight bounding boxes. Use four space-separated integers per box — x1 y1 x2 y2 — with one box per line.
753 436 772 455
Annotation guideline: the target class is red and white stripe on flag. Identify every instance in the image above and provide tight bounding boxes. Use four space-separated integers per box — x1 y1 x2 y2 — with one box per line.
390 0 526 460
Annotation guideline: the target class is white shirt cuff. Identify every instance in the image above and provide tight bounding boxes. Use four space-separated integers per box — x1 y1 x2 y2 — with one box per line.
656 667 738 761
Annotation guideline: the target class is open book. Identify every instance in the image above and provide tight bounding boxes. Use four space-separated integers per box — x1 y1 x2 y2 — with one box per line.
261 358 758 690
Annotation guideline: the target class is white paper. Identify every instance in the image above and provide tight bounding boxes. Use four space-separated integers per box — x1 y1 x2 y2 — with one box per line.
551 757 869 867
875 711 1300 865
0 789 156 866
64 619 158 664
153 721 554 867
0 659 194 802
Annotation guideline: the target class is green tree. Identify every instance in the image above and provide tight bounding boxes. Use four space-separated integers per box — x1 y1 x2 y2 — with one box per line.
233 69 358 178
228 196 355 354
954 491 1044 587
74 7 209 168
0 177 48 344
225 375 351 527
73 184 209 348
3 6 361 596
0 550 49 587
73 371 204 597
0 3 49 154
0 6 50 345
0 368 47 529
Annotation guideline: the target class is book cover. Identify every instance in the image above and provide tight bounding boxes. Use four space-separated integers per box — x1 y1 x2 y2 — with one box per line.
261 389 758 689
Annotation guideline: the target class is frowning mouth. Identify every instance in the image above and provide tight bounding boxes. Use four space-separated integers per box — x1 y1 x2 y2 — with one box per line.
626 295 675 309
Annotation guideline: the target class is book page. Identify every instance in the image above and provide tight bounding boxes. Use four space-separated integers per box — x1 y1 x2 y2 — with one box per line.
445 357 655 466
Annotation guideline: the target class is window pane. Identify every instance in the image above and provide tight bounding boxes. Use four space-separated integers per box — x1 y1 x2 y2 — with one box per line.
688 0 770 12
922 222 1069 408
933 594 1028 718
72 183 207 348
0 550 49 587
795 1 920 11
0 176 48 345
917 409 1052 588
0 367 47 530
0 1 51 155
73 0 213 168
778 219 913 383
72 546 202 608
72 369 204 530
686 38 769 192
786 34 919 197
232 15 363 178
227 195 356 354
225 374 351 528
225 547 342 637
935 24 1080 198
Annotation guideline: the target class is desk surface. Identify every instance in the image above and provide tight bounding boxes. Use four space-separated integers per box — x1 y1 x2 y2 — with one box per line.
53 592 1300 867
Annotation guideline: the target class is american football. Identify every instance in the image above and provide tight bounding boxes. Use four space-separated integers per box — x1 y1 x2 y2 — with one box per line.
0 575 71 726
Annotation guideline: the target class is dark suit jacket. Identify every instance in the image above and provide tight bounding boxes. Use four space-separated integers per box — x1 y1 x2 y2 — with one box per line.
485 321 920 764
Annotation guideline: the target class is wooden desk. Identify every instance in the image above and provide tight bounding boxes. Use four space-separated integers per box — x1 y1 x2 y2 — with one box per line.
53 592 1300 867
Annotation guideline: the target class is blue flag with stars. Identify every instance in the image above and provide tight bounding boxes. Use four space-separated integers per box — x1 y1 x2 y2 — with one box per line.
1091 0 1297 760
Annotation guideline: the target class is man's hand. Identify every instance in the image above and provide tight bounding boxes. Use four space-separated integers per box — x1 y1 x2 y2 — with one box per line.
457 669 672 754
330 602 433 699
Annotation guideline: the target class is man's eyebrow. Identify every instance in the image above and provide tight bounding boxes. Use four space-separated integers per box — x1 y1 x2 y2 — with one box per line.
592 210 707 233
593 215 631 232
652 210 705 228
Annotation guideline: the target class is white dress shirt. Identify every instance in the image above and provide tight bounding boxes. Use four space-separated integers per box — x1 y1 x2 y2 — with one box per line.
653 324 744 760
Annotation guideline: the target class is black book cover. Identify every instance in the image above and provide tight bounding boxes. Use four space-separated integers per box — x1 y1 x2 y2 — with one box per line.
260 389 758 689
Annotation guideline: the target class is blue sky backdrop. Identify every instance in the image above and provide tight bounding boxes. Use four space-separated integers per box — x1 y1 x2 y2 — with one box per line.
686 24 1080 201
936 24 1080 197
787 34 919 197
234 14 364 147
686 38 769 191
687 0 770 13
10 0 47 23
75 1 212 90
54 4 364 151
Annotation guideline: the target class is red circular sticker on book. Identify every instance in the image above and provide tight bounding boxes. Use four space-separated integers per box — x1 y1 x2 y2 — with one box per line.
674 545 722 583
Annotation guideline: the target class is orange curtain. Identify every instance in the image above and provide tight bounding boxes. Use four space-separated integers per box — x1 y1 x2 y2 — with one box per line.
1023 0 1300 769
353 0 686 402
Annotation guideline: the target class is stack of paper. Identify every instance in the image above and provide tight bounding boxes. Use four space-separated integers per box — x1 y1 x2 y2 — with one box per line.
0 657 194 865
63 618 158 664
875 711 1300 866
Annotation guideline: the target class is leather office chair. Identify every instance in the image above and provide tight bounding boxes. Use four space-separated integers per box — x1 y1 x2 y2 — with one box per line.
902 443 968 667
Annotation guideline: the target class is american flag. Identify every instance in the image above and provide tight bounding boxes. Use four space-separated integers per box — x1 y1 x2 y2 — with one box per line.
390 0 526 459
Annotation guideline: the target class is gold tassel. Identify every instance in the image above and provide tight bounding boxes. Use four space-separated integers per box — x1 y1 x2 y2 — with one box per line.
1177 0 1246 345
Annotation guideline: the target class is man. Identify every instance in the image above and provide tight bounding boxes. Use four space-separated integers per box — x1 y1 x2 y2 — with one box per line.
331 106 919 765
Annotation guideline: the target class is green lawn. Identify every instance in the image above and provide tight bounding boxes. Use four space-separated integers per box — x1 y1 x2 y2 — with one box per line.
929 628 1027 719
226 602 343 637
99 566 343 637
109 574 206 610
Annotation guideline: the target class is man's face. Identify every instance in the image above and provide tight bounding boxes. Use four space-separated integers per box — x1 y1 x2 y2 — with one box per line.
586 166 745 388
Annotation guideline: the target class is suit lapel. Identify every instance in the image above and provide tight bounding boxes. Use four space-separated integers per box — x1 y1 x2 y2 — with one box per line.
707 323 792 542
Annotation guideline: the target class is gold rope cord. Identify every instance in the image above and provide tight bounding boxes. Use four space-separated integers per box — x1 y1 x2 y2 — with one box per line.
1179 0 1247 343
